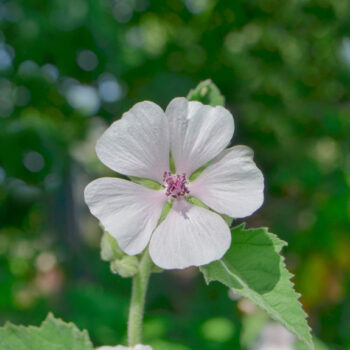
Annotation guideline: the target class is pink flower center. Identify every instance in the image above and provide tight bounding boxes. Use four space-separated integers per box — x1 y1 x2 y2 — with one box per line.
163 171 190 199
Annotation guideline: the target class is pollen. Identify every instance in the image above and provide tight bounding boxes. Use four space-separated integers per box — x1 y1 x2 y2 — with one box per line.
163 171 190 199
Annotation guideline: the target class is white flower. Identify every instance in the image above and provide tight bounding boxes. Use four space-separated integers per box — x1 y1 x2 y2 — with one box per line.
85 97 264 269
251 323 295 350
97 345 153 350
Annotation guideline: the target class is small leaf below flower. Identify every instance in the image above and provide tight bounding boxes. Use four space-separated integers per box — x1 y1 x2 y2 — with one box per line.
200 224 314 350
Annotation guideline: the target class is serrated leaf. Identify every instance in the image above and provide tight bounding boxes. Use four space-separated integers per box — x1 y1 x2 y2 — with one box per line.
0 313 94 350
187 79 225 106
296 337 330 350
200 224 313 350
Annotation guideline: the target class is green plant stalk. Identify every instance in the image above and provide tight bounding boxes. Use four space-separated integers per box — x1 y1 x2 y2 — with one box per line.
127 249 153 346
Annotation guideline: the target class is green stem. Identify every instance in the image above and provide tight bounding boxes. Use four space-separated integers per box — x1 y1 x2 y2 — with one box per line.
127 249 153 346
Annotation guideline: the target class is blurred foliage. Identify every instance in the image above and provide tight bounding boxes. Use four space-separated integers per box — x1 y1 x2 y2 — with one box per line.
0 0 350 349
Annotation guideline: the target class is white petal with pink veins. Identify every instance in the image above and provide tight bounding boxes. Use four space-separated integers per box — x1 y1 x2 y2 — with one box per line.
149 199 231 269
96 101 170 183
165 97 234 176
84 178 167 255
189 145 264 218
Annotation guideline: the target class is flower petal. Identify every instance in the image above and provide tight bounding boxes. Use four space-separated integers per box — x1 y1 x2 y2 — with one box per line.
97 345 153 350
96 101 170 183
84 178 167 255
189 145 264 218
149 199 231 269
165 97 234 176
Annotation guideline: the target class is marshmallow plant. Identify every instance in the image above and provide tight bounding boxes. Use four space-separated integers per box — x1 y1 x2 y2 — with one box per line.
0 81 313 350
85 96 263 270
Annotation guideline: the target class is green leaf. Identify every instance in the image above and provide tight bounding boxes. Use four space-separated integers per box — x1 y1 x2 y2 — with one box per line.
187 79 225 106
296 337 329 350
200 224 313 350
0 313 94 350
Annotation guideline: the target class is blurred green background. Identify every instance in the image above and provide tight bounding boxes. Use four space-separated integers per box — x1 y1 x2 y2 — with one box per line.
0 0 350 349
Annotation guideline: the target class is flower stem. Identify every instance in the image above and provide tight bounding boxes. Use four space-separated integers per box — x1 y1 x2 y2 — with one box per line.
127 249 153 346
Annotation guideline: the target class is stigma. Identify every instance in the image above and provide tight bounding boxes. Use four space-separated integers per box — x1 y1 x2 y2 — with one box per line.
163 171 190 199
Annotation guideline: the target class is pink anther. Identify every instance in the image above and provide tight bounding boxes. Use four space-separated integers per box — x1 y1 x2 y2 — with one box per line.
163 171 190 199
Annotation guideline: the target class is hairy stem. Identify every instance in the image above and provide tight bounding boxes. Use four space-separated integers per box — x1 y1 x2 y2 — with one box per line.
127 249 153 346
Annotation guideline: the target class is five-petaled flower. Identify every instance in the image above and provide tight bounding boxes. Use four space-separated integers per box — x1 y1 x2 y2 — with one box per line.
84 97 264 269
